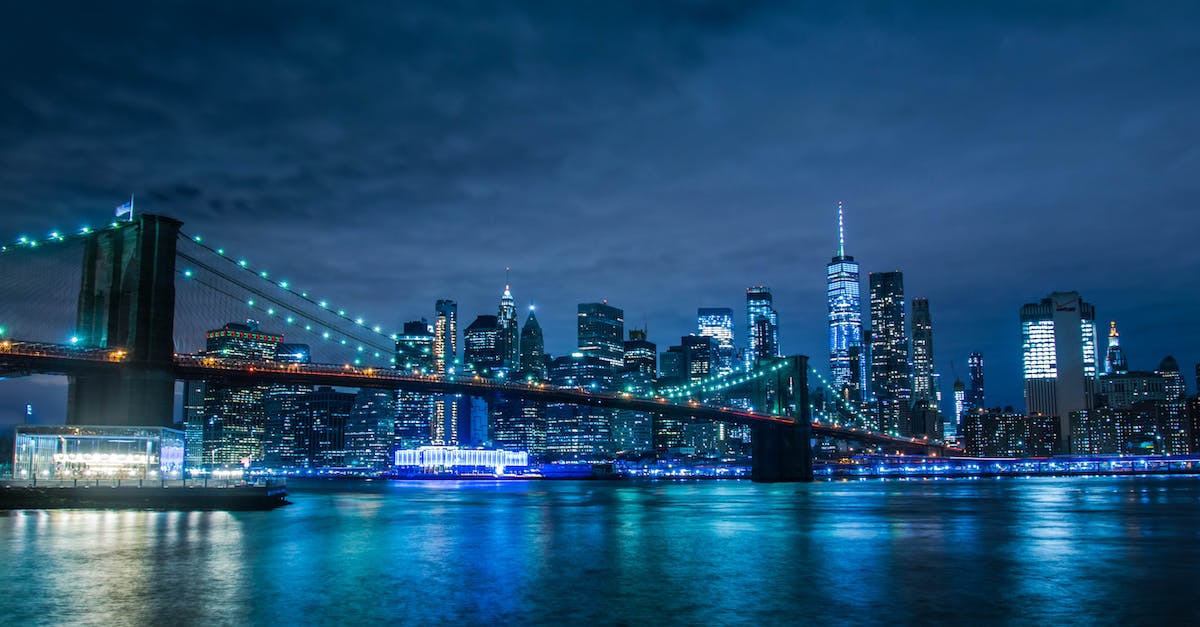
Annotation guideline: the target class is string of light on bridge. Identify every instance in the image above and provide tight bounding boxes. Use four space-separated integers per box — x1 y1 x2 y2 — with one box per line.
0 221 128 254
176 231 401 363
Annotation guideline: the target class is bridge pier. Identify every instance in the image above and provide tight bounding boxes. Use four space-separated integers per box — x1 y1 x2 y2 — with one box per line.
751 422 813 482
747 355 813 482
67 214 181 427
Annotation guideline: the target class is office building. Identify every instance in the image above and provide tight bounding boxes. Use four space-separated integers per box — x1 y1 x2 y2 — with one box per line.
869 272 911 435
463 315 503 377
746 286 779 368
1021 291 1098 451
1105 321 1128 375
961 411 1057 457
308 386 355 467
345 389 395 469
195 321 282 467
518 306 547 381
395 320 435 449
264 342 313 469
577 302 625 368
545 353 616 458
827 201 865 401
967 352 985 412
433 300 459 445
497 280 519 372
697 308 735 376
910 297 937 405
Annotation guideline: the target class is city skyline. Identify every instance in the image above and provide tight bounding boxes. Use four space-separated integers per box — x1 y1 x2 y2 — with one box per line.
2 3 1199 422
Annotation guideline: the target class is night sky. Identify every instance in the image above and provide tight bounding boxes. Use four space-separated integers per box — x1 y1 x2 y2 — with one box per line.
2 1 1198 424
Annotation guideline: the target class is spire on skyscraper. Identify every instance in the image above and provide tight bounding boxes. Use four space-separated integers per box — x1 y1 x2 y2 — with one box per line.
837 200 846 258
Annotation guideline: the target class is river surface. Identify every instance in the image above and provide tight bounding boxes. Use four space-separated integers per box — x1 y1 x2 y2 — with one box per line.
2 476 1199 625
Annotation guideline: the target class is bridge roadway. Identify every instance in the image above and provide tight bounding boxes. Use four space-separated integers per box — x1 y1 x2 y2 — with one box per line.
0 340 950 455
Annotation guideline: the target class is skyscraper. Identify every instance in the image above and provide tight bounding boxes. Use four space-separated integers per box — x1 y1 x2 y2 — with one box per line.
746 286 779 368
518 306 547 381
497 279 519 372
196 321 281 466
307 386 355 467
827 201 865 401
869 272 911 435
623 328 657 377
463 315 503 376
697 308 735 376
968 352 985 412
344 389 395 469
1105 321 1129 375
433 300 459 446
264 342 312 470
1021 291 1098 451
394 320 435 449
578 302 624 369
615 330 657 454
953 378 967 425
910 297 937 406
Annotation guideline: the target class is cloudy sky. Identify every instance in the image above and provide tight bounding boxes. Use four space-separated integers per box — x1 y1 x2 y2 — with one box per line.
1 1 1198 422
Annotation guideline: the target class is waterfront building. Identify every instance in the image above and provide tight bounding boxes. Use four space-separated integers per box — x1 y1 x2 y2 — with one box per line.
393 446 530 474
263 342 312 469
577 302 625 369
869 271 911 436
746 286 779 368
1020 291 1098 452
656 343 688 451
15 425 184 480
182 380 206 470
433 300 459 446
394 320 435 449
345 389 395 469
518 306 547 381
697 308 735 376
308 386 355 467
960 410 1057 457
968 352 985 412
827 201 865 401
195 321 281 467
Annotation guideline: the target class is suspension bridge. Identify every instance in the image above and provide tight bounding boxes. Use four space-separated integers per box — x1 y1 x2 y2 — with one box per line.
0 213 955 481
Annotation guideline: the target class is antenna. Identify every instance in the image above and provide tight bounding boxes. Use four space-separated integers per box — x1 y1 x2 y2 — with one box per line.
837 200 846 258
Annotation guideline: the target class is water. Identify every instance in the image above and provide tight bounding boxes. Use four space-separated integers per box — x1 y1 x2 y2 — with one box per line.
2 476 1199 625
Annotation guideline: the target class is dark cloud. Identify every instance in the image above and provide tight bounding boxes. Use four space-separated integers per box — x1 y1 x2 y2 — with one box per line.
1 1 1199 421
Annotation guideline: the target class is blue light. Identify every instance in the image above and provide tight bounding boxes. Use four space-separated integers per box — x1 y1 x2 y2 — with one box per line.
69 336 80 345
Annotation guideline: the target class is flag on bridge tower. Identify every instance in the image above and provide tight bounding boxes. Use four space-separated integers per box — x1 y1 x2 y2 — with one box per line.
115 195 134 221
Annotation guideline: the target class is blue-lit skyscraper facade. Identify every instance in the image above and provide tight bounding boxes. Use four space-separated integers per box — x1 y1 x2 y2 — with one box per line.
697 307 735 376
1021 291 1098 452
827 201 865 402
745 286 779 368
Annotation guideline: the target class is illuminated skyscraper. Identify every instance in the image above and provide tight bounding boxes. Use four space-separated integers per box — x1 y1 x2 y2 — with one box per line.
1105 321 1128 375
697 308 735 376
953 378 967 425
1021 291 1098 452
197 321 282 466
394 320 435 448
433 300 459 445
968 352 985 412
264 342 312 469
578 302 624 369
307 386 355 467
869 272 911 435
746 286 779 368
345 389 395 469
910 298 937 406
463 315 503 376
827 201 865 401
497 277 519 372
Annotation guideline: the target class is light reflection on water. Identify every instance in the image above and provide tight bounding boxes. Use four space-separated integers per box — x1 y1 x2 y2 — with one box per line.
1 476 1199 625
